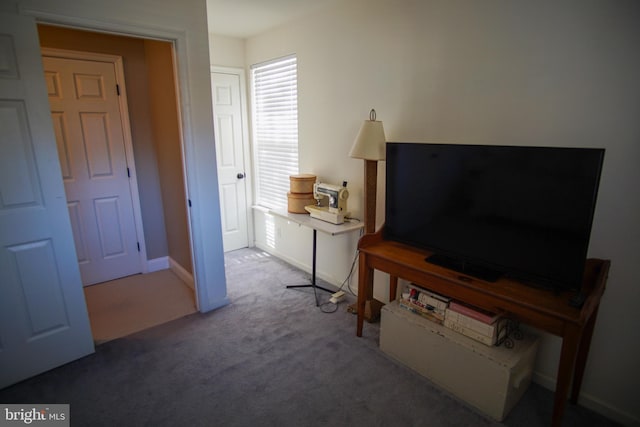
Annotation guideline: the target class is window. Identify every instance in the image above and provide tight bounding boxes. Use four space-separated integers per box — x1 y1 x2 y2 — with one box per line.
251 55 298 210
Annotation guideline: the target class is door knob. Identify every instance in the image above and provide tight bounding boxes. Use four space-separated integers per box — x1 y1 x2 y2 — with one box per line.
237 172 246 179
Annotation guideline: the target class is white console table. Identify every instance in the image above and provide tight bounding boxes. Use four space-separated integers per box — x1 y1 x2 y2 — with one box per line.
268 209 364 305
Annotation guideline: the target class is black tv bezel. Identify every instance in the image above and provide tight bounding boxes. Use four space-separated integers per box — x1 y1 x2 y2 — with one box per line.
383 142 605 291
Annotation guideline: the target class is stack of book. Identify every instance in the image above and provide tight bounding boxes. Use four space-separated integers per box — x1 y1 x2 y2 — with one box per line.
398 284 450 325
444 301 506 346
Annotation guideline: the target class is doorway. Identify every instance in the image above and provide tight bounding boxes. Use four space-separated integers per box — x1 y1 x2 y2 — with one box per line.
83 270 196 343
37 24 196 335
211 67 252 252
42 49 145 286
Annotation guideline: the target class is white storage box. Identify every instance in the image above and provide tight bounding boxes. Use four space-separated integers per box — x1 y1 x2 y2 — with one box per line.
380 301 539 421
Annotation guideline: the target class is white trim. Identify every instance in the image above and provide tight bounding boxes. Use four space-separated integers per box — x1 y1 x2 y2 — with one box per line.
22 8 185 42
210 65 255 249
169 38 200 308
169 257 194 291
254 241 339 290
147 256 169 272
41 47 149 276
249 54 297 71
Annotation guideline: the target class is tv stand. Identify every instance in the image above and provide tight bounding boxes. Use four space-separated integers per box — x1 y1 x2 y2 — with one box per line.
356 228 609 427
426 253 502 282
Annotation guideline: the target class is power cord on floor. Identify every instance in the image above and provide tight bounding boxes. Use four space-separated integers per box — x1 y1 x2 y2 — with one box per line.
318 227 363 314
319 300 339 313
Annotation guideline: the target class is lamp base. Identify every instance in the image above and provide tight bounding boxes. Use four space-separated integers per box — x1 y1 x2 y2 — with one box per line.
364 159 378 234
347 299 384 323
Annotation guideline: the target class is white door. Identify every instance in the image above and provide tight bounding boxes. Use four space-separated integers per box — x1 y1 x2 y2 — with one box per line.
211 71 249 252
42 55 142 286
0 12 94 388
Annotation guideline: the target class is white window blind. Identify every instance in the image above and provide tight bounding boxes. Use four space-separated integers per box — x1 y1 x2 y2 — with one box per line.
251 55 298 210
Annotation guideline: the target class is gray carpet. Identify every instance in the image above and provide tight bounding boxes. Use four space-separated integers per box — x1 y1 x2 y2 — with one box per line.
0 248 619 427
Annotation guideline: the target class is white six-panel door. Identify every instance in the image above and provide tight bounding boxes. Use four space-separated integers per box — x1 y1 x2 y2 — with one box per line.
211 71 250 252
0 12 94 388
42 54 142 286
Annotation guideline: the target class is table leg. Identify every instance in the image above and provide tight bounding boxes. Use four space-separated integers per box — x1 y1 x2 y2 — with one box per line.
389 276 398 301
552 324 581 427
571 306 599 403
286 228 334 305
312 228 317 287
356 252 372 337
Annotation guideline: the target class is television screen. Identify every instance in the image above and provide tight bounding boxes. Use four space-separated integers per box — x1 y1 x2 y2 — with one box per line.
384 143 605 291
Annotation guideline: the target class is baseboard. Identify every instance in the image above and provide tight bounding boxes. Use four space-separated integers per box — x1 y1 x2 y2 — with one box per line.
532 372 639 426
254 242 340 290
147 256 169 272
169 257 194 291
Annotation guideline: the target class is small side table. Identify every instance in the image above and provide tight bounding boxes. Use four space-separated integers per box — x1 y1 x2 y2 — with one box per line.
269 209 364 305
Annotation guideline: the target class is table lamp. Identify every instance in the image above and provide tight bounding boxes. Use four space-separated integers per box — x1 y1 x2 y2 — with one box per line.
349 109 386 234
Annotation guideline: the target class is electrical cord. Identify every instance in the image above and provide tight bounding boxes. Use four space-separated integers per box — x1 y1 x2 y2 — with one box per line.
318 226 363 313
345 228 364 296
319 300 339 313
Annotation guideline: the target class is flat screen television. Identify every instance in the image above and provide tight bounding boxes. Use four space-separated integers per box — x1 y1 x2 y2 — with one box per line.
384 142 605 292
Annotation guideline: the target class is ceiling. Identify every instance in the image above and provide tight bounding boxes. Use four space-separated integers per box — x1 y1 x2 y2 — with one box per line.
206 0 339 38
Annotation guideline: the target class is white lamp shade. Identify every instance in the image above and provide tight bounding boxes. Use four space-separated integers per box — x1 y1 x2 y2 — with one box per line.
349 119 386 161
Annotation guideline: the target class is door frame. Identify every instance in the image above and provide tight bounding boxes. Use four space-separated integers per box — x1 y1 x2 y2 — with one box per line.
21 8 232 313
210 65 255 249
41 47 148 274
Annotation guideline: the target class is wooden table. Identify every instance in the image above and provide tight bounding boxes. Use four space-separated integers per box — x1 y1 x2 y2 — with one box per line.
356 229 609 427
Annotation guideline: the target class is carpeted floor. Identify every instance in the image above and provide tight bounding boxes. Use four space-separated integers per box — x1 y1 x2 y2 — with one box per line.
84 269 197 344
0 248 620 426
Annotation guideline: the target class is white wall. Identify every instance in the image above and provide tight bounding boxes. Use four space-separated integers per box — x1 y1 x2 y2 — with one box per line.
245 0 640 424
209 33 246 68
16 0 229 312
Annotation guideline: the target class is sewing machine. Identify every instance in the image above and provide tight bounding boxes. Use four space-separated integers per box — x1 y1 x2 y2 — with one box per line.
305 181 350 224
